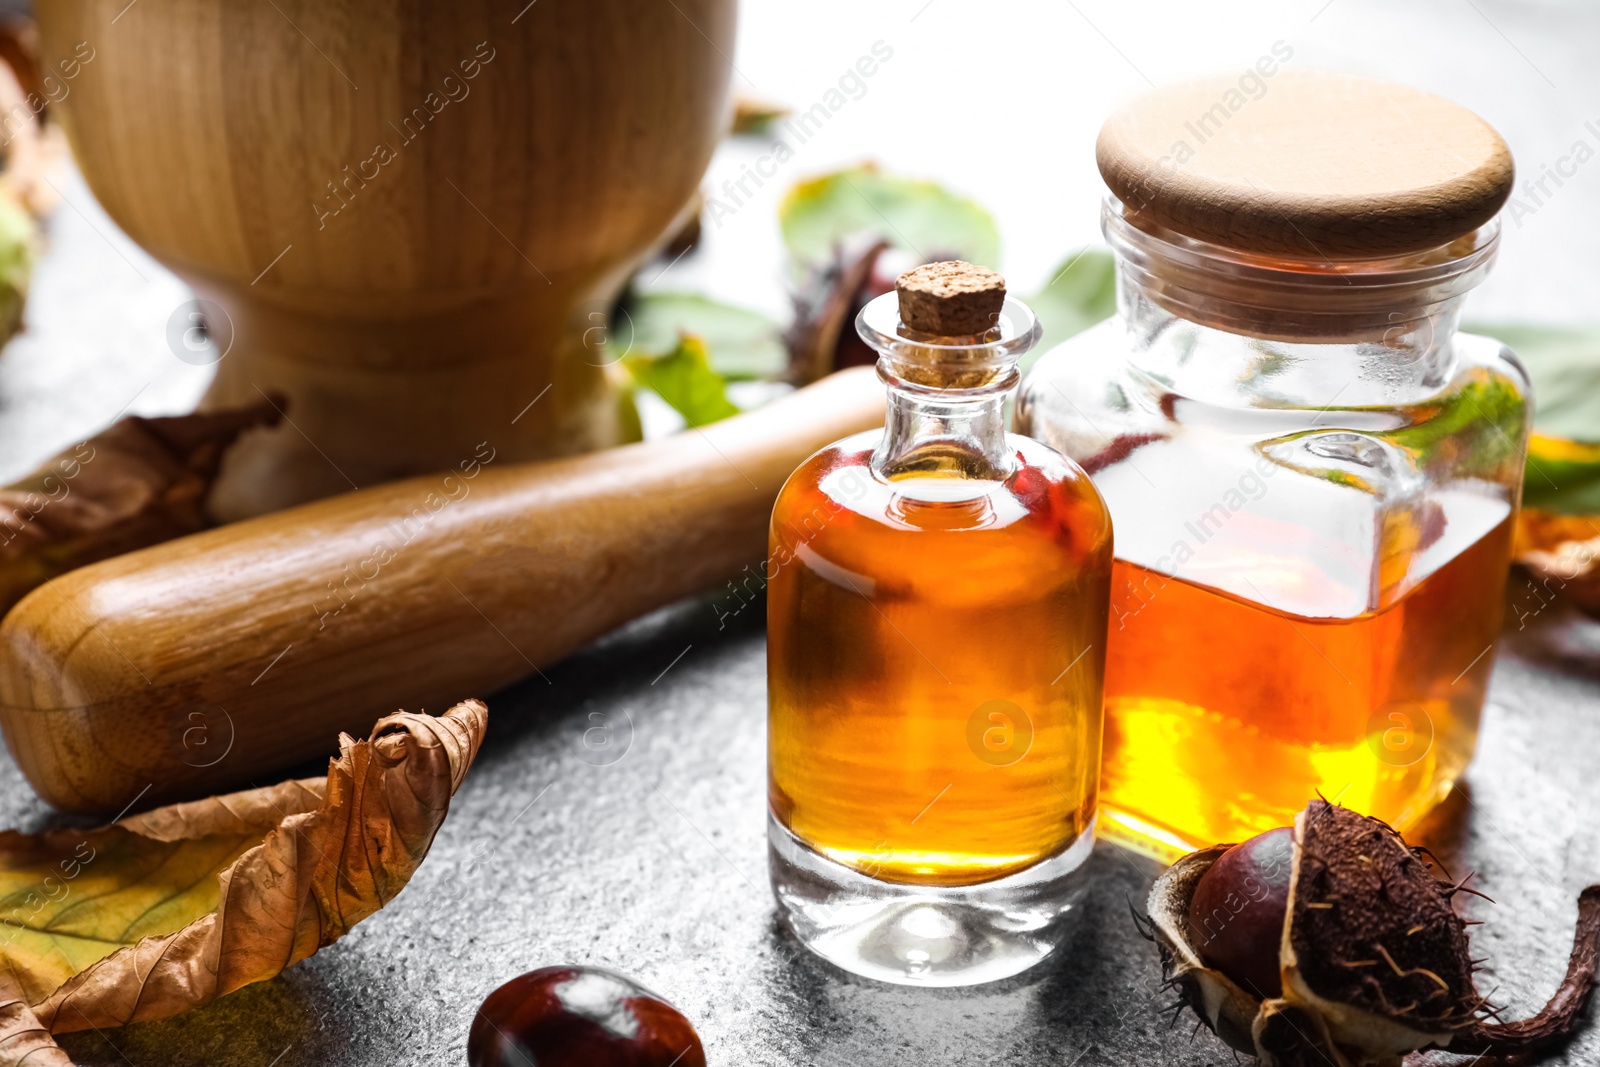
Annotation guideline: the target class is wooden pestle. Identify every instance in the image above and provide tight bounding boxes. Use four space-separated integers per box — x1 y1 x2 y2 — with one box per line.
0 368 884 814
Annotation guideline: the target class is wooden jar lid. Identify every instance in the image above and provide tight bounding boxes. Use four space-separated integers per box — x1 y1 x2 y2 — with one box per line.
1096 70 1514 260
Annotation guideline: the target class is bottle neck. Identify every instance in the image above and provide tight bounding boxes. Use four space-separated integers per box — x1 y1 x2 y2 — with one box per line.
872 378 1015 481
853 289 1041 480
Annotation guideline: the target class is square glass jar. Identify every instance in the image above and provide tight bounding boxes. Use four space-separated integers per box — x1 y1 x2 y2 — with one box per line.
1016 202 1529 859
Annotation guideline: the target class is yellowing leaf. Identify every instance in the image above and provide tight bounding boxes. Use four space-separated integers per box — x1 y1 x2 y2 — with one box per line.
0 700 487 1064
0 185 33 341
623 334 740 428
623 292 787 381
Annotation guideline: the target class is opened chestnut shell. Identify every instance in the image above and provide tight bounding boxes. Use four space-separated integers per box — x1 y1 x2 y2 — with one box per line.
1145 799 1600 1067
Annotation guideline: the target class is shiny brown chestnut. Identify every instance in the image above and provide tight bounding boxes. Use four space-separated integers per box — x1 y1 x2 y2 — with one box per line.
1184 824 1294 999
467 965 706 1067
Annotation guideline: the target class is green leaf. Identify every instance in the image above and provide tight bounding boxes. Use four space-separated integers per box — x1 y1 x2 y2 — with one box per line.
1262 370 1527 493
1465 322 1600 514
779 164 1000 271
622 293 786 381
622 334 740 428
1381 369 1526 478
1022 249 1118 369
1522 435 1600 514
1465 322 1600 442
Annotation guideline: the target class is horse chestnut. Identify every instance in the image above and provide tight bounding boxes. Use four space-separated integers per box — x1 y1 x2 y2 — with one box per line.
1147 800 1600 1066
1184 825 1293 998
467 966 706 1067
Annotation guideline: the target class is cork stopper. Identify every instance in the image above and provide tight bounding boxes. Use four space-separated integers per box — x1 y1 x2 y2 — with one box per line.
895 261 1006 336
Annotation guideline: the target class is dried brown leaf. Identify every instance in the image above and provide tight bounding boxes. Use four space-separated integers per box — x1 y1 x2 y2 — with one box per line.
0 400 281 616
0 699 486 1064
1514 508 1600 618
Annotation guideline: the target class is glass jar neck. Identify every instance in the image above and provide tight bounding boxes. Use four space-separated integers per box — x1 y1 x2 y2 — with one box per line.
1118 273 1468 409
1103 198 1498 408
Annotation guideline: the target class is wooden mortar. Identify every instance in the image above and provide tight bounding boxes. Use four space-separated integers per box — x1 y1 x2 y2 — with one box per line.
34 0 737 518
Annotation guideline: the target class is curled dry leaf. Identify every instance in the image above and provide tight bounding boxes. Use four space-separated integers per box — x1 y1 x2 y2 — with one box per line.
0 398 281 616
1515 507 1600 620
0 699 487 1066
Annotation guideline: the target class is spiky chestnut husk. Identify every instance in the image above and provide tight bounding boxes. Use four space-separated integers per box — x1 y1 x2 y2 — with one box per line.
1144 799 1600 1067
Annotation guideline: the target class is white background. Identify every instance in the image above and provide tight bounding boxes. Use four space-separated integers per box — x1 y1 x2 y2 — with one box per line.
2 0 1596 475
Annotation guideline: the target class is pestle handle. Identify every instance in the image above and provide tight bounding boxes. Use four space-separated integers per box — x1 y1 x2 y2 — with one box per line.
0 368 884 814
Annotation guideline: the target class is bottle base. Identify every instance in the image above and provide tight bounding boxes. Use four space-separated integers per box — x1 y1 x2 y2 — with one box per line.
767 812 1095 987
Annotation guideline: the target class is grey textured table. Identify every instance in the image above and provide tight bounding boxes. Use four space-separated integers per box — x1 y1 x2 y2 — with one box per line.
3 1 1600 1064
4 597 1595 1067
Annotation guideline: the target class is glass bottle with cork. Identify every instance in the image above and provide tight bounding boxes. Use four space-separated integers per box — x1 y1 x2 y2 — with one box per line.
767 261 1113 986
1015 71 1529 861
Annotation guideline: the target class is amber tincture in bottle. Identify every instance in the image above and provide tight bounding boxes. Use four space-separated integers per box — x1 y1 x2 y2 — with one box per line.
767 262 1112 987
1015 71 1529 861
